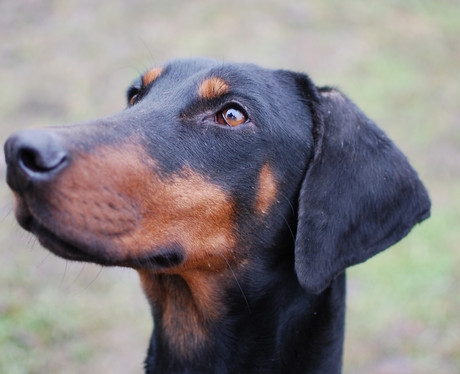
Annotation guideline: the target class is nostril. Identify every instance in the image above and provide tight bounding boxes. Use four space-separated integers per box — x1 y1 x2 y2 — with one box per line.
4 129 69 190
18 147 66 173
19 148 38 171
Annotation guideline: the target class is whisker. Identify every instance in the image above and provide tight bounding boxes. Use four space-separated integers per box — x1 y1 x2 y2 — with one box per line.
279 213 296 243
0 205 14 221
81 265 104 292
63 263 86 292
217 247 251 314
37 251 52 268
139 38 157 69
59 260 68 288
278 192 296 217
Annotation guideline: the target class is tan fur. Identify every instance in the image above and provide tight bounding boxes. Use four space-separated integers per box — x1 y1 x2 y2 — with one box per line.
138 269 231 358
33 140 240 358
198 77 230 99
45 141 236 265
255 163 278 215
142 67 163 86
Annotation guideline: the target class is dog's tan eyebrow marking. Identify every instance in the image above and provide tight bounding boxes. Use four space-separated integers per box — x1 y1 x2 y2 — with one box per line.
198 77 230 99
142 67 163 86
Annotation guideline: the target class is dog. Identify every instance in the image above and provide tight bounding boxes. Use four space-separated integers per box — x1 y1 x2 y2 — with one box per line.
4 58 430 373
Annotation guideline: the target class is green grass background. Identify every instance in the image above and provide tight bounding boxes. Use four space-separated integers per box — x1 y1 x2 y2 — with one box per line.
1 0 459 373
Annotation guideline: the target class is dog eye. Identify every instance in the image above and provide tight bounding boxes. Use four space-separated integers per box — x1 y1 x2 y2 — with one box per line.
127 87 140 106
129 94 139 106
217 107 247 127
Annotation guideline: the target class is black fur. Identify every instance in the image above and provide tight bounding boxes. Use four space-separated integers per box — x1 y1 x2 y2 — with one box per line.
4 59 430 373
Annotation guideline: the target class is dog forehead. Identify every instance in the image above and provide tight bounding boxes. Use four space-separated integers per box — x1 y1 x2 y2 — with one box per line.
143 59 281 95
131 59 313 150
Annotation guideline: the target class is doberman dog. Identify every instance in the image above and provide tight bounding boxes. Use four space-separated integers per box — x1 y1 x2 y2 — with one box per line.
4 58 430 373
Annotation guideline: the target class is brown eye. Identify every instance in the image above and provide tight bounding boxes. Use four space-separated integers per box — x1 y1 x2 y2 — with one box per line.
217 107 247 127
129 94 138 106
127 86 141 107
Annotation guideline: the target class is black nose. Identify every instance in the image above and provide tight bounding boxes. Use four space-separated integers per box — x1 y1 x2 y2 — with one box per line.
4 129 68 192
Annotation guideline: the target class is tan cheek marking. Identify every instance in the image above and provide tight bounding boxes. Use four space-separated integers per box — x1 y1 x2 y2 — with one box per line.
255 163 278 215
198 77 230 99
137 167 236 269
47 145 143 260
43 141 240 357
142 67 163 86
50 142 236 267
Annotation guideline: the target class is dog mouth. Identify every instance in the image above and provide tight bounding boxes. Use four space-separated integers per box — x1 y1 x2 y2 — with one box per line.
14 196 184 269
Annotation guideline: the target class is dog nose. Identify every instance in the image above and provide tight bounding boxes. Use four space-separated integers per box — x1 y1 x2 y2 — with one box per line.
4 129 68 192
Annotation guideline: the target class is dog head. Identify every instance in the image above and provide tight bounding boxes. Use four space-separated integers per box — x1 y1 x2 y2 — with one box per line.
4 58 430 292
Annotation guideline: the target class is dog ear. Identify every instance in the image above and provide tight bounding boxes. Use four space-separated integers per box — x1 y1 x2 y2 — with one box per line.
294 84 431 294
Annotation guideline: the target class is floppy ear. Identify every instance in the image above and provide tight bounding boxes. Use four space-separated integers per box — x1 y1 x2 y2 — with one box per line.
294 85 431 294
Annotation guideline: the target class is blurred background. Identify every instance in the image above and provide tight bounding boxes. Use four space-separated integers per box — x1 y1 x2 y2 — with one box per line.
0 0 458 373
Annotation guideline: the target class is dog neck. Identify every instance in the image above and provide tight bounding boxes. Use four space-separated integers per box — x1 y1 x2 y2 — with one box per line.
137 268 233 361
138 265 346 374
